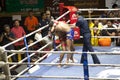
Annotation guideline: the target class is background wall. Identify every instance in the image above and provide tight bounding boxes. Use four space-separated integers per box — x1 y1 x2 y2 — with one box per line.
105 0 120 8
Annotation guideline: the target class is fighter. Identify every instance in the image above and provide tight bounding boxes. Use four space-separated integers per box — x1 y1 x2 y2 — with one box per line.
49 20 75 66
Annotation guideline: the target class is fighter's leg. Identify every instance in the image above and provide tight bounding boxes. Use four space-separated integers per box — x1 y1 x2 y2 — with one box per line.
58 41 66 67
70 40 75 63
66 39 72 63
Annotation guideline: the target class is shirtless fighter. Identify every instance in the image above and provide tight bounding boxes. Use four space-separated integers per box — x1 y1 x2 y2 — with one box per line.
49 20 75 65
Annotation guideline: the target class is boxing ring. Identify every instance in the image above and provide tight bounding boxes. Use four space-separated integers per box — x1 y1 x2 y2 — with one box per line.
10 46 120 80
0 6 120 80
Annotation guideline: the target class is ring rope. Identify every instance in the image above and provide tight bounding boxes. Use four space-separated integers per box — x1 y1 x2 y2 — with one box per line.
7 18 69 58
6 50 120 55
82 36 120 38
3 25 48 48
7 18 70 70
9 42 52 70
2 9 119 48
85 18 120 20
56 11 70 21
10 75 120 80
7 36 49 59
90 28 120 30
11 44 61 80
3 62 120 67
78 8 120 11
2 11 70 49
11 66 29 80
21 35 49 51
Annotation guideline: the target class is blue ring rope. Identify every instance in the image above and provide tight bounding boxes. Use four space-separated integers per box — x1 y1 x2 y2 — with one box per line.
24 36 31 70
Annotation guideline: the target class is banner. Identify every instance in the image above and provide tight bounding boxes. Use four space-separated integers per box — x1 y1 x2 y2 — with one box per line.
6 0 44 12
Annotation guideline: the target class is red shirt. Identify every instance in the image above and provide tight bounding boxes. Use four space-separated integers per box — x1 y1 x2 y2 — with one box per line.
11 26 26 46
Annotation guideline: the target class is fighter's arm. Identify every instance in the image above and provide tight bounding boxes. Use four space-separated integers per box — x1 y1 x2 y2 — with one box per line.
69 23 77 28
50 26 55 33
69 23 76 28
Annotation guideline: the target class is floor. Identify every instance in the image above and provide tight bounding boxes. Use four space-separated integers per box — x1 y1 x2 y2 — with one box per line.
17 46 120 80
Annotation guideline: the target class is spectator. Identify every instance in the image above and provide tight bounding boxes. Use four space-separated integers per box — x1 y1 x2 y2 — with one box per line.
46 10 54 21
108 12 115 18
39 12 51 48
88 10 102 46
0 24 16 62
11 20 26 61
34 30 51 57
24 10 39 34
0 25 15 49
39 12 50 37
112 4 119 17
89 20 103 46
100 7 109 18
103 20 117 29
34 30 42 41
116 31 120 46
101 20 108 27
34 30 47 47
116 24 120 46
101 20 117 46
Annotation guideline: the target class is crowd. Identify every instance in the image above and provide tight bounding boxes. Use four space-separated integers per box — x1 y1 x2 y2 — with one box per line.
0 10 53 62
89 4 120 46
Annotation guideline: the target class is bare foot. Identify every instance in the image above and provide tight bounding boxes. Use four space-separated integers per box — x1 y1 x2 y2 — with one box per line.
70 59 74 63
57 64 62 68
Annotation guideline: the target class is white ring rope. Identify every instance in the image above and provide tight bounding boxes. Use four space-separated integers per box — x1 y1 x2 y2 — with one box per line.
10 75 120 80
9 41 52 70
8 19 70 58
4 63 120 67
4 11 70 60
78 8 120 11
7 35 49 58
5 50 120 55
20 36 49 51
11 67 29 80
8 18 70 70
11 44 61 80
2 11 70 49
3 25 48 48
8 19 70 72
56 11 70 21
82 36 120 38
85 18 120 20
90 28 119 30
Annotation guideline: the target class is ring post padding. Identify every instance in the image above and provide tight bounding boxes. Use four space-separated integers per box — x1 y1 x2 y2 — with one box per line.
0 73 6 79
0 47 5 54
0 61 5 67
83 52 89 80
